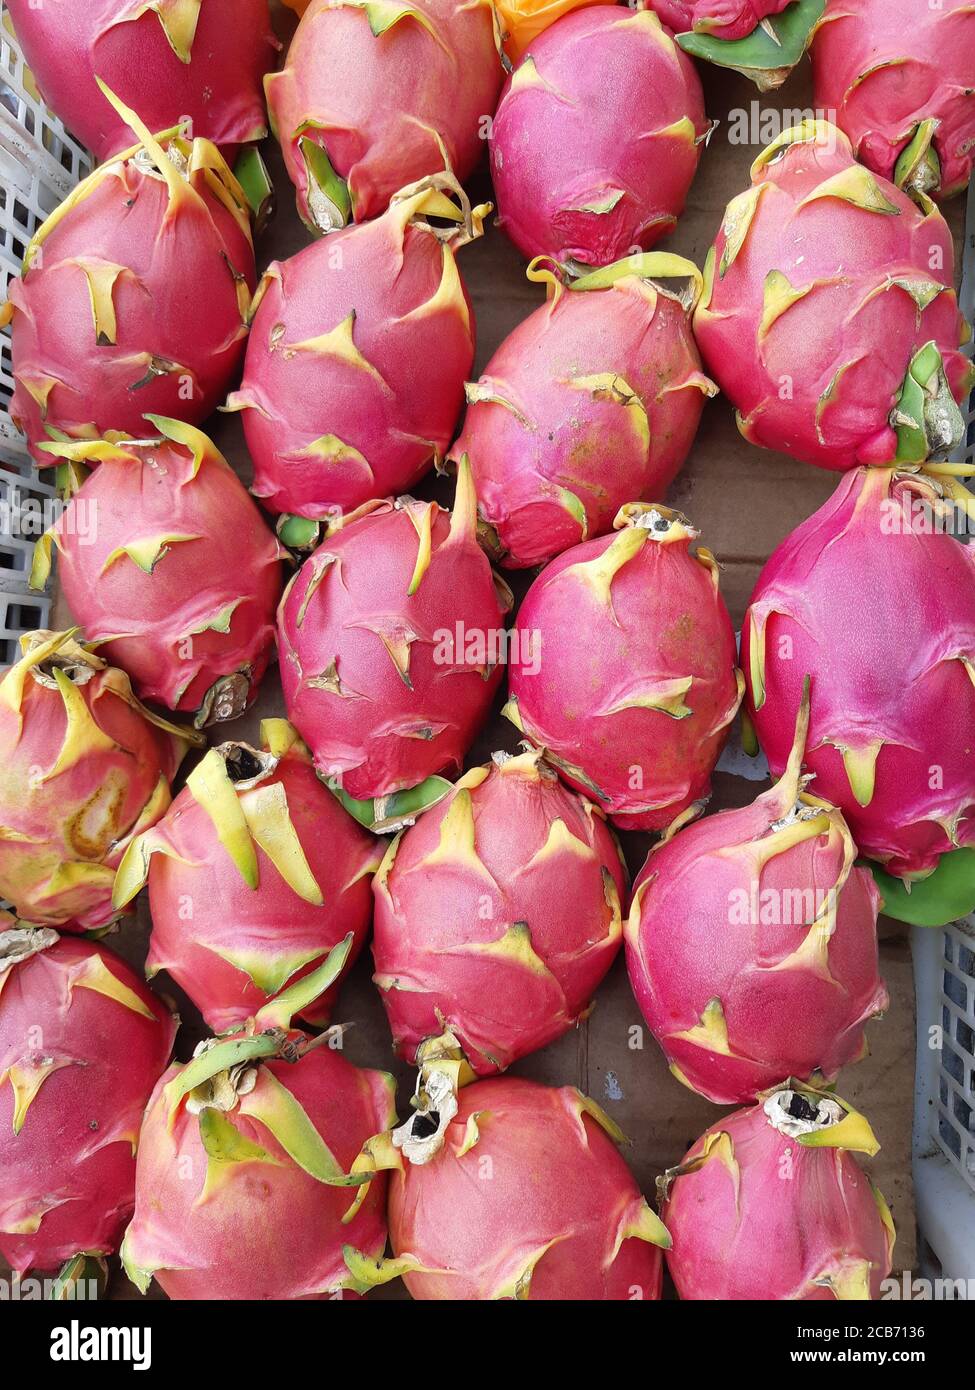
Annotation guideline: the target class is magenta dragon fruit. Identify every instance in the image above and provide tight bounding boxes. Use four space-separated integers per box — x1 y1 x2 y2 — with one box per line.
812 0 975 203
660 1082 896 1299
0 631 198 933
505 505 743 831
449 253 716 569
645 2 823 90
371 746 626 1073
113 720 380 1034
626 686 887 1104
30 419 284 727
6 0 277 162
266 0 503 233
694 121 974 471
277 458 512 829
227 178 487 529
489 6 709 271
0 926 175 1275
743 467 975 883
344 1055 670 1299
121 946 395 1300
2 92 256 467
649 1 794 40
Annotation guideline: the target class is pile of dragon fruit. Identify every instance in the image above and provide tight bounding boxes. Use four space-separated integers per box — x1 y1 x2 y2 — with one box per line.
0 0 973 1302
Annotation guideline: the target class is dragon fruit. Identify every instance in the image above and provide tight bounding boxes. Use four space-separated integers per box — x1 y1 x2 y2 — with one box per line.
626 685 887 1105
30 419 284 727
743 467 975 883
0 631 198 933
345 1050 669 1299
1 90 256 468
6 0 277 162
649 1 794 40
226 178 486 527
266 0 503 233
121 945 396 1300
489 6 709 271
0 926 175 1275
811 0 975 203
694 121 974 472
659 1082 895 1299
371 746 626 1073
645 1 823 90
505 505 743 832
113 720 380 1034
495 0 604 62
450 253 716 569
277 458 512 829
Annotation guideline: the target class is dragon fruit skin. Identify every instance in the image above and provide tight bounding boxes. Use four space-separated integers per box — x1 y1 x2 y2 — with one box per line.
449 254 716 569
505 506 743 832
277 460 511 805
694 122 974 472
31 420 284 727
811 0 975 203
625 693 888 1105
122 1027 396 1299
372 748 627 1074
227 181 484 521
377 1076 669 1300
495 0 605 63
0 928 175 1275
489 7 709 270
660 1085 896 1300
0 631 197 933
648 1 793 41
3 100 256 468
742 468 975 883
6 0 276 162
113 721 380 1034
266 0 502 233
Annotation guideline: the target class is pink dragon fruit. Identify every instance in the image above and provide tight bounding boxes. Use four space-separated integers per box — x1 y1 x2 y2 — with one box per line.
266 0 503 233
505 505 743 831
489 6 709 271
694 121 974 472
121 947 396 1300
0 630 198 933
644 1 823 90
345 1055 669 1299
277 458 512 829
811 0 975 203
449 253 716 569
372 746 627 1073
1 91 256 467
0 926 175 1275
113 720 381 1034
626 686 888 1105
227 178 487 528
660 1082 896 1299
6 0 277 162
30 418 284 727
743 467 975 883
649 1 794 41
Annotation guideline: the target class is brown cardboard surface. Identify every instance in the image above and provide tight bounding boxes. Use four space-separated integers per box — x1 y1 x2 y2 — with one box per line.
38 1 973 1297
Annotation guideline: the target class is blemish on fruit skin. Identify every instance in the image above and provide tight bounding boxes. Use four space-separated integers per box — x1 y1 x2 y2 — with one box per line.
67 775 127 857
604 1070 623 1101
